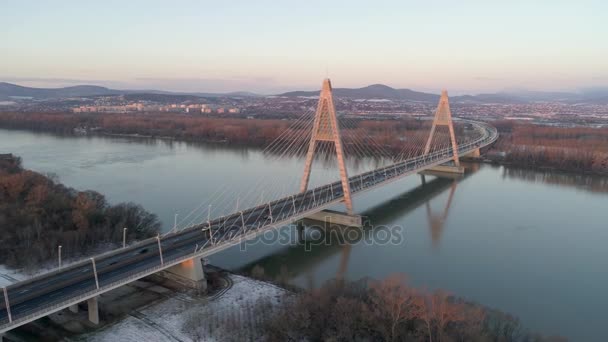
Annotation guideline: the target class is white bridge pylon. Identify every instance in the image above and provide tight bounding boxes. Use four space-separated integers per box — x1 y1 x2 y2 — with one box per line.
300 78 354 215
424 90 460 167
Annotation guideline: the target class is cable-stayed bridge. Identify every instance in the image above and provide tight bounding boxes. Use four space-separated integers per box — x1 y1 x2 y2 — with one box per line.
0 79 498 334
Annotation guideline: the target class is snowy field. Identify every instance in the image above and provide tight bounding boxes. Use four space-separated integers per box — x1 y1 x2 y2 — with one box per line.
73 274 288 342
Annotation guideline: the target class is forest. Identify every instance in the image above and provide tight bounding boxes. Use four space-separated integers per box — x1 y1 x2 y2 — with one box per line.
0 112 431 148
489 120 608 174
0 154 160 270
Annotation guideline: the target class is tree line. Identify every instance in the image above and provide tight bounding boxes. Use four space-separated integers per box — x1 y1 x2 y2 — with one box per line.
0 154 160 271
0 112 444 156
1 112 606 174
207 271 566 342
490 120 608 174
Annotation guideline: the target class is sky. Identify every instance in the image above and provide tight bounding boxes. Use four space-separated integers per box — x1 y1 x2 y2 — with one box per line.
1 0 607 94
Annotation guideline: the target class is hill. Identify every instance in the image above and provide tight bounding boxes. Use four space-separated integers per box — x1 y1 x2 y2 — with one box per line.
280 84 439 102
3 81 607 104
0 82 261 100
0 82 120 99
279 84 608 104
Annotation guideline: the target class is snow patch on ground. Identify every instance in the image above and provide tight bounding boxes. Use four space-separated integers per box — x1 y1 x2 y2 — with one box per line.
78 317 164 342
0 265 27 287
75 274 287 342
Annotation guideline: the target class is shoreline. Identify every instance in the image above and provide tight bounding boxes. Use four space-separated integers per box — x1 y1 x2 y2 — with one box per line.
1 263 291 341
476 157 608 177
3 125 605 178
99 132 230 144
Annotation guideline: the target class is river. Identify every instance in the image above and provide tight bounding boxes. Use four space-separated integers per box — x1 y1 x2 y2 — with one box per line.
1 129 607 341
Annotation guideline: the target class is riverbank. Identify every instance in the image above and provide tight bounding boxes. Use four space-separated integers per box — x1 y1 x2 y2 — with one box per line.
100 132 229 144
73 269 288 342
4 120 607 179
1 264 288 341
0 153 160 270
2 111 607 176
4 262 559 342
467 156 608 177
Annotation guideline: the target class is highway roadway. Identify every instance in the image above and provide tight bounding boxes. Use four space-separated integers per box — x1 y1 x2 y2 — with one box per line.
0 120 497 331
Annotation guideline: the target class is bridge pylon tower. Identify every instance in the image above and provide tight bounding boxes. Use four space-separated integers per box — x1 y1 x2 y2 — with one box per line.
300 78 353 214
424 90 460 167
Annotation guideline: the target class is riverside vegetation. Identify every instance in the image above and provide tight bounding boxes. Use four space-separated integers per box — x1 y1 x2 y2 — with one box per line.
184 269 567 342
0 154 160 271
0 112 606 174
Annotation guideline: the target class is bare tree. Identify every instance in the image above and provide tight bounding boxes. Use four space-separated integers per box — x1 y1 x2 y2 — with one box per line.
370 274 422 342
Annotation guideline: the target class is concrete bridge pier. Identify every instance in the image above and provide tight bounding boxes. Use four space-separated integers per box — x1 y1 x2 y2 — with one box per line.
419 168 464 180
297 221 305 243
306 209 362 228
423 164 465 175
87 297 99 325
162 257 207 292
464 148 481 159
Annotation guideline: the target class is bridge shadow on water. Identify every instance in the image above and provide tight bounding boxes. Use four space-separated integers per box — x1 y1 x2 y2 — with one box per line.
237 167 479 288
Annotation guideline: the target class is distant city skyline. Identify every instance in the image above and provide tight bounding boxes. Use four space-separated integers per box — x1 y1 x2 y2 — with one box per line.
2 0 607 94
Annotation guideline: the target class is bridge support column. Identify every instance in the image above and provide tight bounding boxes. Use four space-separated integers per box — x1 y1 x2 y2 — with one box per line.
420 174 427 185
297 221 305 243
69 304 79 313
87 297 99 325
162 257 207 292
464 148 481 159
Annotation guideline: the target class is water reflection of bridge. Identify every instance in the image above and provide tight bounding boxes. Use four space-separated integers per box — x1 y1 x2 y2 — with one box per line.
239 170 475 286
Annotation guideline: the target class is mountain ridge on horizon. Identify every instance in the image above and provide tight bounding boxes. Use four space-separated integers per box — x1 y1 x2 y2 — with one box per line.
0 82 259 100
1 81 607 104
278 83 608 104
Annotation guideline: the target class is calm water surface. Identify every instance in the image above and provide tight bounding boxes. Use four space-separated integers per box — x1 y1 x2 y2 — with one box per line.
2 129 607 341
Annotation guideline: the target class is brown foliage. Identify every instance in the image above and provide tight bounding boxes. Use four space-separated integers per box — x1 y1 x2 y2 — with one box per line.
0 112 443 157
370 274 423 341
0 154 160 270
491 121 608 174
2 112 604 174
419 289 485 342
259 274 563 342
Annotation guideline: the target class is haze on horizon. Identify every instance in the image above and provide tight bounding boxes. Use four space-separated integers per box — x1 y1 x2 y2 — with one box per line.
1 0 607 94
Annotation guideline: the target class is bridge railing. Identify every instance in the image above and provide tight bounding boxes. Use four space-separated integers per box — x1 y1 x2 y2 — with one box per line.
349 120 497 192
0 248 200 331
